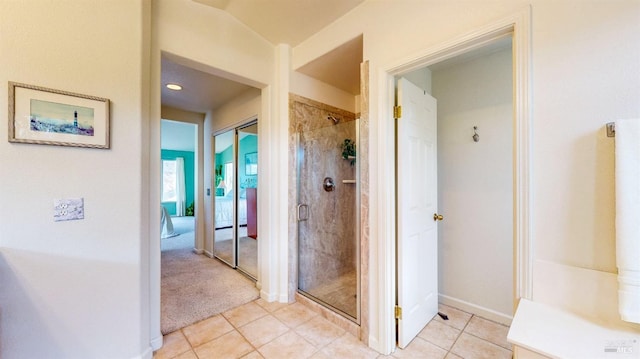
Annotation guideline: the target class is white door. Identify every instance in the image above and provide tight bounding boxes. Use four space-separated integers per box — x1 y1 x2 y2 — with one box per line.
396 77 439 348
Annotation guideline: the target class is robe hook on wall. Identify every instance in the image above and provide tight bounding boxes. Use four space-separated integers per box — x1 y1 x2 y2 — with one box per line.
473 126 480 142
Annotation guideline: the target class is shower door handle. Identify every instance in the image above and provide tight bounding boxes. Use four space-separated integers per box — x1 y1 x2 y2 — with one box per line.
297 204 309 221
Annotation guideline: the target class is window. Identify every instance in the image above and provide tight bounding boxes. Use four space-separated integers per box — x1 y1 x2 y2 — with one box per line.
224 162 234 192
162 160 177 202
245 152 257 175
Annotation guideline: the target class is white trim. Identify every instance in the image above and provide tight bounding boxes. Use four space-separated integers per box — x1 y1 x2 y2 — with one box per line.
260 289 278 302
512 7 534 303
134 346 154 359
439 294 513 326
371 7 532 354
275 44 291 303
149 335 163 352
204 250 214 258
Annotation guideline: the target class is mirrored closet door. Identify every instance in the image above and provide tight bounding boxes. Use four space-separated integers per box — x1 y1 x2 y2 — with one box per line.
213 121 258 279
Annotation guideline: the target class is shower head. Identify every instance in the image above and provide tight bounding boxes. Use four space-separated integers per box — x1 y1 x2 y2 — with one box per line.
327 114 340 124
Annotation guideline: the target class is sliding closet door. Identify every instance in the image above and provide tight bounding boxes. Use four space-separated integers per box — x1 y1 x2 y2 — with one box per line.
213 130 235 266
237 122 258 278
212 120 258 280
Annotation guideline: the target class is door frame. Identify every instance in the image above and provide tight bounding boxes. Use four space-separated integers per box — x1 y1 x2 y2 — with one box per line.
371 8 532 354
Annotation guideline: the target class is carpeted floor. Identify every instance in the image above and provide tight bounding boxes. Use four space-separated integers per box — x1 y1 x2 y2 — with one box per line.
161 217 259 334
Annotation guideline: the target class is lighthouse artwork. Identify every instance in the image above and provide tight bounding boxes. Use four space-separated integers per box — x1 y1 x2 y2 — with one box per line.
9 81 110 148
29 99 95 137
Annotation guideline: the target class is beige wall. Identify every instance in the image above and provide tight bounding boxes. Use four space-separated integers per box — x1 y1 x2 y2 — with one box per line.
0 1 149 358
290 71 357 113
210 89 262 134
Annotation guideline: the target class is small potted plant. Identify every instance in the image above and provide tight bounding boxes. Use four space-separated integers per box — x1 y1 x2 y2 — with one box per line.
341 138 356 166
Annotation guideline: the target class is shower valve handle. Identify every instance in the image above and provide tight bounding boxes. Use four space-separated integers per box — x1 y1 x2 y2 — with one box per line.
297 204 309 221
323 177 335 192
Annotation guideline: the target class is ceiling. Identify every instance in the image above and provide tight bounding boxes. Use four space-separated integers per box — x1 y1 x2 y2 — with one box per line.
161 119 196 151
193 0 364 46
297 35 363 95
161 57 258 114
161 0 364 115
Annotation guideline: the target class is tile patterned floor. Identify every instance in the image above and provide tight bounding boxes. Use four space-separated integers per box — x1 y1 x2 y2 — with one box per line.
154 300 511 359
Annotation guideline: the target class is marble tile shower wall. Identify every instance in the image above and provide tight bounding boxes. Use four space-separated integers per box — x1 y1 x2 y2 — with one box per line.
291 96 357 291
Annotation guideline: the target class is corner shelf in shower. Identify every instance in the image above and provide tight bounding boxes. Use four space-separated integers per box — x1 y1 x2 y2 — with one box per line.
342 180 356 184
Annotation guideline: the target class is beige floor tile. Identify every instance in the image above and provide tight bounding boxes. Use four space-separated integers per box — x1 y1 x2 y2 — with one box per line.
418 319 461 350
181 314 234 347
273 302 318 328
392 337 447 359
173 350 198 359
154 331 191 359
238 314 290 348
294 315 345 347
444 353 463 359
258 331 318 359
194 330 254 359
321 332 379 359
224 301 269 328
310 351 334 359
254 297 289 313
242 351 265 359
464 316 511 349
434 304 472 330
450 333 512 359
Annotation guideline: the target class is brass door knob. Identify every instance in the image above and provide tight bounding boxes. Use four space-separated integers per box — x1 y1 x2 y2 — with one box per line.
433 213 444 221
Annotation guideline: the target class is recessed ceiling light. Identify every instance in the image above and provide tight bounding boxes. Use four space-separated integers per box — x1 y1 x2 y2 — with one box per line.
166 83 182 91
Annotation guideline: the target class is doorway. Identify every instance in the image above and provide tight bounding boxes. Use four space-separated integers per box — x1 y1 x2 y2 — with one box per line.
160 119 197 247
395 34 520 350
213 120 259 280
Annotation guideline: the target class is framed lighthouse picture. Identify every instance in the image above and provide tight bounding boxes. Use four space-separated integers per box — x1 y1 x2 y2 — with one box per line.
8 82 110 149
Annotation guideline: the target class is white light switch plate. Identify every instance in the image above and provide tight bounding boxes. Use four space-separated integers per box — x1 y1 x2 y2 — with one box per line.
54 198 84 222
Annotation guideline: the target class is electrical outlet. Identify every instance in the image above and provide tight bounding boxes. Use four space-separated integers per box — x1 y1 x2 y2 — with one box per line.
54 198 84 222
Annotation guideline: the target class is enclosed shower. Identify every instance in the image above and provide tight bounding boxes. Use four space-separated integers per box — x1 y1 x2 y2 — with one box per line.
293 95 360 322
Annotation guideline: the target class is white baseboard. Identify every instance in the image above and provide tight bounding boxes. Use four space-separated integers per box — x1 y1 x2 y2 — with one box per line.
368 337 386 356
204 250 214 258
439 294 513 325
260 289 278 302
192 248 204 255
150 334 163 351
132 346 154 359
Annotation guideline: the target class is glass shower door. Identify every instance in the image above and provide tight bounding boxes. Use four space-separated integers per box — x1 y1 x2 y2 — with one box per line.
297 118 359 321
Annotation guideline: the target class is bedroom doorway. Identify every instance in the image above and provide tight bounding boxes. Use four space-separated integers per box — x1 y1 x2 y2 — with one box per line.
160 119 197 246
213 120 258 279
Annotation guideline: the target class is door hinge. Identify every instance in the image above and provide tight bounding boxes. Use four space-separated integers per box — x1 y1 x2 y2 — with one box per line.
395 305 402 320
394 106 402 119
